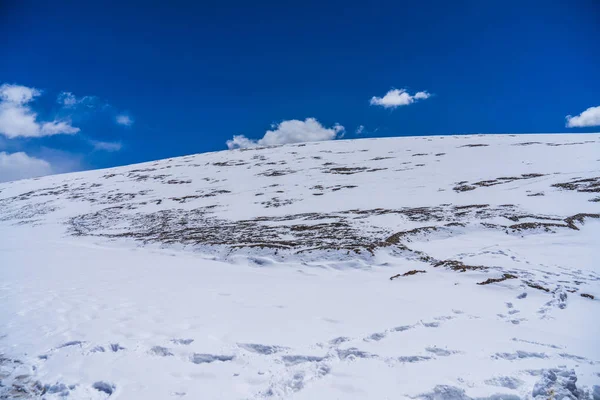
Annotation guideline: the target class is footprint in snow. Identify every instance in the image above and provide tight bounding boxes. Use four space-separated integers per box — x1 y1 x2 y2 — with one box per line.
492 351 547 360
149 346 173 357
364 332 386 342
336 348 376 360
171 338 194 345
392 325 414 332
190 353 234 364
110 343 125 352
510 318 527 324
396 355 432 363
92 381 115 396
329 336 351 346
238 343 288 355
559 353 594 364
498 308 525 324
425 347 459 357
281 355 325 366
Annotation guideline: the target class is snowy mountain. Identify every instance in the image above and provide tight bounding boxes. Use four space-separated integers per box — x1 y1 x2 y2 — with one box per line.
1 134 599 400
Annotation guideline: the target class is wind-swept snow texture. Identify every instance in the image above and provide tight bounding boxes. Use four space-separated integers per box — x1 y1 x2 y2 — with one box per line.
1 134 599 399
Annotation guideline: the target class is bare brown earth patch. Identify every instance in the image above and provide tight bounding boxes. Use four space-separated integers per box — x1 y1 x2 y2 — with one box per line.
453 173 545 192
433 260 488 272
525 282 550 292
552 177 600 193
477 274 518 285
389 270 426 281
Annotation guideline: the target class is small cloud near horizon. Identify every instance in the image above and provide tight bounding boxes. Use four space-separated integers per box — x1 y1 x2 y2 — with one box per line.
226 118 344 149
370 88 431 109
566 105 600 128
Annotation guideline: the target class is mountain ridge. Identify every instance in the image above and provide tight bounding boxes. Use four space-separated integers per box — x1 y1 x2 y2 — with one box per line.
1 134 599 399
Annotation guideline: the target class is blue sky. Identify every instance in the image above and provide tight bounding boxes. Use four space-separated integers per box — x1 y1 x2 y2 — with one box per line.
0 0 599 181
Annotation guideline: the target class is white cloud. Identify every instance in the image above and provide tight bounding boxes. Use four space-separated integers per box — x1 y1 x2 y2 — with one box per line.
40 120 80 135
0 151 53 182
57 91 97 108
370 88 431 108
0 84 41 104
226 135 258 150
116 114 134 126
226 118 344 149
0 83 80 138
566 105 600 128
91 140 122 152
355 125 365 135
0 101 40 137
58 92 77 107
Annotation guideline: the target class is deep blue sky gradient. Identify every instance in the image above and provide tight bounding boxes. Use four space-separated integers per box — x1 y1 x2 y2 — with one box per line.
1 0 599 171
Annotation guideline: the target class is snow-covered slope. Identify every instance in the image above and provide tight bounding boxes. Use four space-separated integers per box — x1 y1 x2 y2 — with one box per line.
1 134 599 399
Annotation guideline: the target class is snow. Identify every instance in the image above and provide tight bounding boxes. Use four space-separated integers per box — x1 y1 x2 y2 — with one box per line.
1 134 599 399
